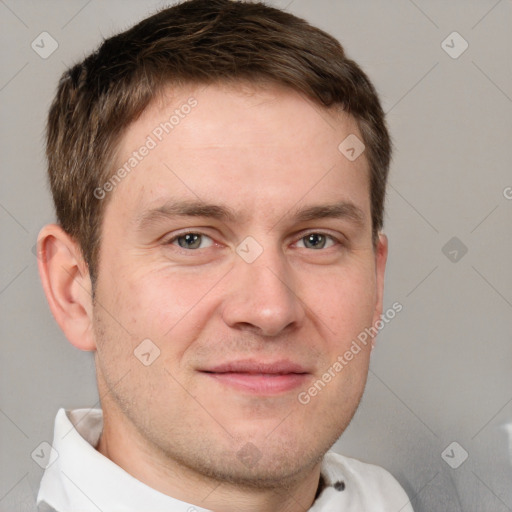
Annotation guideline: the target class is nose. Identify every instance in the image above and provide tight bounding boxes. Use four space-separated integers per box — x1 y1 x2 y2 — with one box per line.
220 246 306 337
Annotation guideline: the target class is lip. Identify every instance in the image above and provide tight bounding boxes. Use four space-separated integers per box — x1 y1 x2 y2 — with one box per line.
199 359 311 395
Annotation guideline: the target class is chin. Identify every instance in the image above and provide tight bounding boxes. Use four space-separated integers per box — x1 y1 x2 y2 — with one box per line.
178 427 334 490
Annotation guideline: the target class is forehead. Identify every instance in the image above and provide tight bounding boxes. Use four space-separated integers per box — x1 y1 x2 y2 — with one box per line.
107 82 370 226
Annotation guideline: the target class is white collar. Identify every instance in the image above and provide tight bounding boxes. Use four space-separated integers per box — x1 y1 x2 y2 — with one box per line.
37 408 413 512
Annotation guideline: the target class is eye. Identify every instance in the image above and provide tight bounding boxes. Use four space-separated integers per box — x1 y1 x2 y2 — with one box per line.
168 232 214 250
296 233 338 250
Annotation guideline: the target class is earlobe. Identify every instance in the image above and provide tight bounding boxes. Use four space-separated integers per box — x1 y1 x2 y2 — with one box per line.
37 224 96 351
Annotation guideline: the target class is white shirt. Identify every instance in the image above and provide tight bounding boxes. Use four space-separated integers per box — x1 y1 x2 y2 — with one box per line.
37 408 414 512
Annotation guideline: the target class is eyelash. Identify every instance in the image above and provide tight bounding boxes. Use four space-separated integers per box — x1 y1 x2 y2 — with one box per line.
164 230 343 251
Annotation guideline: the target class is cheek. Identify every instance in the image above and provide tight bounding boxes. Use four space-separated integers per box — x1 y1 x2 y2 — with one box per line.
108 266 225 355
309 262 378 342
298 266 376 421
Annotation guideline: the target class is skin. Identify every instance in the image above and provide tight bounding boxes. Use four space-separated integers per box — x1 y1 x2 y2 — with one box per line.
38 81 387 512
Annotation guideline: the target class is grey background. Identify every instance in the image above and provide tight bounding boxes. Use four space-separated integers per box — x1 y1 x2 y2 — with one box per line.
1 0 511 511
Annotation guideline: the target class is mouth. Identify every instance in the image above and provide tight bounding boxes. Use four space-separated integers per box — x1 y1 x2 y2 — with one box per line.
199 360 311 395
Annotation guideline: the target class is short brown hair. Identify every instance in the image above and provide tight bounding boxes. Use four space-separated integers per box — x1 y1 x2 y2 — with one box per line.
46 0 391 286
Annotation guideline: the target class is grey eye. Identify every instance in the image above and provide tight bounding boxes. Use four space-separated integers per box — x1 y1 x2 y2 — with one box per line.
173 233 213 249
300 233 333 250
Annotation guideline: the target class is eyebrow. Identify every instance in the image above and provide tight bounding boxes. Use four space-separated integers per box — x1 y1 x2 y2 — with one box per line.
291 202 365 226
135 198 366 232
135 200 240 231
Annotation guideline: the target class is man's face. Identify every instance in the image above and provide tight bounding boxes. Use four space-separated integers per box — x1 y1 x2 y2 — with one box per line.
92 82 386 486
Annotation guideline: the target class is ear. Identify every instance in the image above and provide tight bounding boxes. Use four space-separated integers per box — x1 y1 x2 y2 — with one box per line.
371 233 388 348
37 224 96 351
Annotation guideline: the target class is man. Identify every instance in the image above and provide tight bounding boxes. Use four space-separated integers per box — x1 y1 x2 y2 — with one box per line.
36 0 414 510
